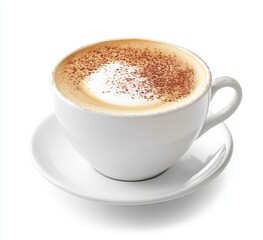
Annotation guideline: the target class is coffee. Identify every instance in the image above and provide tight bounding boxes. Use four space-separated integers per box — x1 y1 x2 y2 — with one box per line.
54 39 209 114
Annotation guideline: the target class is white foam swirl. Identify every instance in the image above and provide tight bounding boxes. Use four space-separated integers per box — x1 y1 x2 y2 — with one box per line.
85 62 155 106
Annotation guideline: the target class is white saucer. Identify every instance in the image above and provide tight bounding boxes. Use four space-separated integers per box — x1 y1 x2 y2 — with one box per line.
31 114 233 205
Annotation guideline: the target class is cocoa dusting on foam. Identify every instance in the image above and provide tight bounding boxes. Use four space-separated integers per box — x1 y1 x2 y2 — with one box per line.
60 42 195 103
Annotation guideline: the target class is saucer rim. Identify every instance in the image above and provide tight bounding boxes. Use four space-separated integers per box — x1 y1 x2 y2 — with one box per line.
31 114 233 205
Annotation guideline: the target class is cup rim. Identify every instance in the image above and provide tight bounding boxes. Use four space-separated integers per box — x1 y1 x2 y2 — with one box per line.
52 38 212 118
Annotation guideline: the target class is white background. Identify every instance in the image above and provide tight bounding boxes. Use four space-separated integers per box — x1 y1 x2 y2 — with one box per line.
0 0 262 239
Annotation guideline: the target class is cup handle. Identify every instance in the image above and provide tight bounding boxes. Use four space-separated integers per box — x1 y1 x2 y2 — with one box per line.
198 76 242 138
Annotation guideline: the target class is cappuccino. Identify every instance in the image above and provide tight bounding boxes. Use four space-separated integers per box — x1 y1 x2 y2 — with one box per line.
54 39 209 114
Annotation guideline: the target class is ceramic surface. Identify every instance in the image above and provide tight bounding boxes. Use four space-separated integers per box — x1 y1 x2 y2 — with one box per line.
31 114 233 205
53 75 240 181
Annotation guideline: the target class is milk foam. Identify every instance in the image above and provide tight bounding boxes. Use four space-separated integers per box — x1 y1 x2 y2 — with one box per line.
85 61 156 106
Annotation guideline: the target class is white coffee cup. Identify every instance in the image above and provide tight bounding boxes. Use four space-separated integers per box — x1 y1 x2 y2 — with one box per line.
52 40 242 181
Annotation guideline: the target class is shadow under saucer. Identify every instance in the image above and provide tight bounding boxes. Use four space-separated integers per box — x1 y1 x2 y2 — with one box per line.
51 174 226 229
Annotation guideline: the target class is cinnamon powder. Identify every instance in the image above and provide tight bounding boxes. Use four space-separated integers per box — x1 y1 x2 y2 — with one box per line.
63 45 195 103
